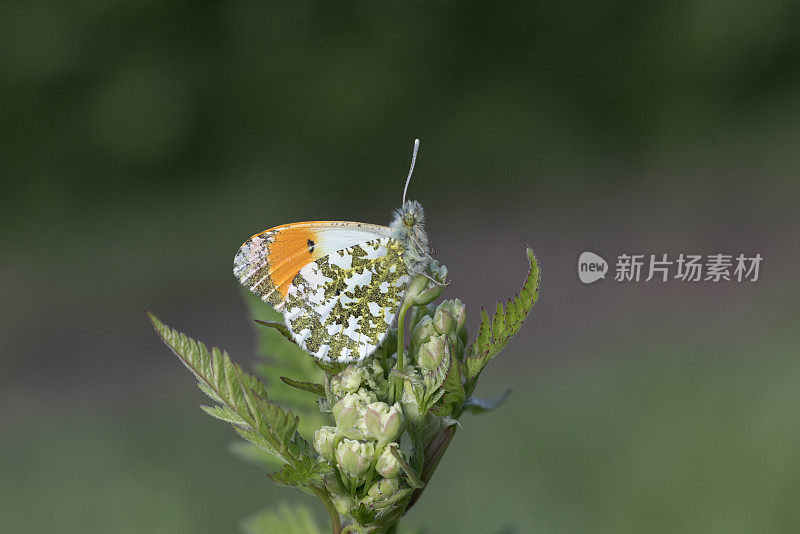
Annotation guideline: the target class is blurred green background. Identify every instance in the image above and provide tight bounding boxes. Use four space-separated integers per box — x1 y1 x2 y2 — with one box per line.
2 1 799 532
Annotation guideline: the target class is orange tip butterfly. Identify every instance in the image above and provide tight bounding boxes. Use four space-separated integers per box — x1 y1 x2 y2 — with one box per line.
234 139 433 363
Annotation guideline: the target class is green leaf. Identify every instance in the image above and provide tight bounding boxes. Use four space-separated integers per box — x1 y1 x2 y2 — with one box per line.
389 445 425 489
254 319 296 345
199 405 247 425
147 312 303 465
241 503 323 534
464 247 540 388
349 502 379 527
463 389 512 415
280 377 325 397
269 455 331 487
428 344 465 417
228 441 284 471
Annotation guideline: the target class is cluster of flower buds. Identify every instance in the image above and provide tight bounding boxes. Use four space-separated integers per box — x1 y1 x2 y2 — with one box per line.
311 264 478 522
314 361 410 513
411 298 468 368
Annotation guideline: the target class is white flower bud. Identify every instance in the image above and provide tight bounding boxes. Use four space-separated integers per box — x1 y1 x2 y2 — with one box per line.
364 402 405 443
332 394 361 430
335 439 375 480
313 426 337 462
375 445 402 478
411 315 438 350
417 335 446 371
450 298 467 332
400 381 423 426
329 375 344 397
433 305 455 336
340 365 367 393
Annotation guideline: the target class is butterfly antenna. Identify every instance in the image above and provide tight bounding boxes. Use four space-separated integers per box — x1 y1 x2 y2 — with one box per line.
401 138 420 207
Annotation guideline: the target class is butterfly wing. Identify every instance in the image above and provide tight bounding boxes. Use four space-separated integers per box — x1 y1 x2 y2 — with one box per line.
234 222 409 362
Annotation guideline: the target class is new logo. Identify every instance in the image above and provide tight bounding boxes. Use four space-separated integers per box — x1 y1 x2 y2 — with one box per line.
578 251 608 284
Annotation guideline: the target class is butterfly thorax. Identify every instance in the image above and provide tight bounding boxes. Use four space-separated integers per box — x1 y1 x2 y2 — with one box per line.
390 200 431 274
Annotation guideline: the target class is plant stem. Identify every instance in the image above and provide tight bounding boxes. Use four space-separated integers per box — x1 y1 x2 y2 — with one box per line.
311 486 341 534
405 424 457 511
389 303 410 404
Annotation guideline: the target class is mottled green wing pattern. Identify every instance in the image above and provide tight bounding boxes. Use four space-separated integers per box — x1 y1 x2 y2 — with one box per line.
282 238 410 362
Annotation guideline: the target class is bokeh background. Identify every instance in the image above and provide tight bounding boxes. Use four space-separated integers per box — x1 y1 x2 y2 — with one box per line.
2 1 799 533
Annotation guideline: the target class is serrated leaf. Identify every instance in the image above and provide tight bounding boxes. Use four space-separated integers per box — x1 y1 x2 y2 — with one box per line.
463 389 512 415
270 455 331 487
429 345 465 417
349 502 379 526
465 349 490 382
241 503 323 534
228 441 284 471
147 312 304 466
491 300 506 343
464 247 540 386
475 307 491 354
280 377 325 397
422 348 449 398
200 405 247 425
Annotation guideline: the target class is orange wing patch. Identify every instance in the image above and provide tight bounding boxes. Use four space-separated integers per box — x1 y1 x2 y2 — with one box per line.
234 220 393 309
267 226 321 298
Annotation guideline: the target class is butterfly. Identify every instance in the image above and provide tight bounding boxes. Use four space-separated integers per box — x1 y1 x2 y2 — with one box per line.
233 140 434 363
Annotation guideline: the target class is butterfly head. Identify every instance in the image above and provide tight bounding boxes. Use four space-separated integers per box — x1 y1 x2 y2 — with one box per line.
391 200 430 271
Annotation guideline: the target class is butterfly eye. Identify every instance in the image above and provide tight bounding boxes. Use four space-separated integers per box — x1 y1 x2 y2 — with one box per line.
403 213 416 227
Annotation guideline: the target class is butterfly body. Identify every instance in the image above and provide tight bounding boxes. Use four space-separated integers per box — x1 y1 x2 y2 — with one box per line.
234 200 431 363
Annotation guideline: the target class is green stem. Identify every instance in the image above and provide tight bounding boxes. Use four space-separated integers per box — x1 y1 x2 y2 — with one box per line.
311 486 341 534
389 303 411 404
405 424 457 511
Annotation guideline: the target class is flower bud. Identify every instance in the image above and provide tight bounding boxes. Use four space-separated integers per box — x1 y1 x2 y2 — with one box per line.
411 315 438 350
367 477 402 502
403 274 444 307
335 439 375 480
375 445 402 478
332 394 361 431
417 335 446 371
433 305 455 336
313 426 337 462
340 365 367 393
400 382 423 426
364 402 405 443
329 375 344 397
450 298 467 332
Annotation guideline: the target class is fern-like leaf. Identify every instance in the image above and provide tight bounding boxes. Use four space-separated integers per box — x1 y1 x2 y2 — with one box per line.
147 312 303 465
464 246 540 391
269 454 331 487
